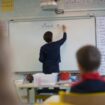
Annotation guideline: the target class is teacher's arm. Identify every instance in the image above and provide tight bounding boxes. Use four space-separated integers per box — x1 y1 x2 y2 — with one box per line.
55 25 67 45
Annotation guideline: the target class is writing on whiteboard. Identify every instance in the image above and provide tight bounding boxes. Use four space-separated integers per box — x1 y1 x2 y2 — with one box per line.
41 23 62 29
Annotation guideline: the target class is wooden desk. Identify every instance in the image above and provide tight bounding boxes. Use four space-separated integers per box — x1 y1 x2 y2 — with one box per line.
16 83 70 89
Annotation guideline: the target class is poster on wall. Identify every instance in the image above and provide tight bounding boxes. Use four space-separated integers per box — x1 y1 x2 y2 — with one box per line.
1 0 14 12
58 0 105 10
96 17 105 75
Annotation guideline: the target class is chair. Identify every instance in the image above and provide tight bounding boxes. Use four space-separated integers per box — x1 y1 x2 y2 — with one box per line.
60 92 105 105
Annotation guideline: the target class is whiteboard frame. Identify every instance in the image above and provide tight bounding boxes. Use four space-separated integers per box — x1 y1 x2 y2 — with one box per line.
8 15 94 22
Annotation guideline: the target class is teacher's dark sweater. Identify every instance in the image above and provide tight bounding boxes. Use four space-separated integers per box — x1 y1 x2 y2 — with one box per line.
39 32 67 74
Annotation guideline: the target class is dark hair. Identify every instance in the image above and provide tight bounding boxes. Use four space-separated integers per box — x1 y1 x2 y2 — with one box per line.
76 45 101 72
43 31 53 43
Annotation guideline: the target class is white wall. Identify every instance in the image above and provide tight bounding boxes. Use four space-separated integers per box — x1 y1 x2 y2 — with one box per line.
0 0 104 76
0 0 105 20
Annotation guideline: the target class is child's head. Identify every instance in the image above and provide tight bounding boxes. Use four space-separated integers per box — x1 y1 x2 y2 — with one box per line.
76 45 101 73
43 31 53 43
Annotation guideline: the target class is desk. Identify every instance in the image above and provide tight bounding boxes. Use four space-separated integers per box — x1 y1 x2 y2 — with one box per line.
15 83 70 104
16 83 70 89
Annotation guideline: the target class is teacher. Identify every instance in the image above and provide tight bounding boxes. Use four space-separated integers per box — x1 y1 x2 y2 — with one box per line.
39 25 67 74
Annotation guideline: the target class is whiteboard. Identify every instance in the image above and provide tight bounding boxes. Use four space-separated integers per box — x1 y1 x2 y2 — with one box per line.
9 18 96 72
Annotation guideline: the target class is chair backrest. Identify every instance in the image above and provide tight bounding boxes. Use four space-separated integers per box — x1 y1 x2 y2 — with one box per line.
60 92 105 105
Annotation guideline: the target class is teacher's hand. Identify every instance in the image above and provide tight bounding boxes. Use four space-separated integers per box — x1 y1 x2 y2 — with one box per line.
62 25 66 32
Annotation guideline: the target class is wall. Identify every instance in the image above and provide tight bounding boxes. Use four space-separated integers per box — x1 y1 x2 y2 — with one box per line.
0 0 105 21
1 0 105 78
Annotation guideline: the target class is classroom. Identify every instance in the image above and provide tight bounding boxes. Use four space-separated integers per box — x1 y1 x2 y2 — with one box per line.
0 0 105 105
